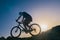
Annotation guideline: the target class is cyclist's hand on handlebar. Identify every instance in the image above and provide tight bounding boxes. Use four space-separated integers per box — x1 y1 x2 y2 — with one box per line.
16 20 18 22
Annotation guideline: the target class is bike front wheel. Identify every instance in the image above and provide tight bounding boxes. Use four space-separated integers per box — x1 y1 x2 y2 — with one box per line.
29 23 41 36
10 26 21 37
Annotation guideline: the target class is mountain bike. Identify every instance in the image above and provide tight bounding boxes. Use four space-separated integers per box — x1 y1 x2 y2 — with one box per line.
10 22 41 37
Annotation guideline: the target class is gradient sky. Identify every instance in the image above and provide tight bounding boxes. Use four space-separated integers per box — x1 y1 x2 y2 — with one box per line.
0 0 60 38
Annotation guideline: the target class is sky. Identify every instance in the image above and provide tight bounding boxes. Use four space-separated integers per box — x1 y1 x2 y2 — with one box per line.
0 0 60 38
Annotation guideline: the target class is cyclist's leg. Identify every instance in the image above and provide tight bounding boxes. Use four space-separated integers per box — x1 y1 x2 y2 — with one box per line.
25 20 32 30
23 21 29 33
23 19 32 30
23 20 27 30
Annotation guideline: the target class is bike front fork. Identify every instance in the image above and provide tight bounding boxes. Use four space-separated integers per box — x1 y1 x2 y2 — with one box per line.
15 26 19 32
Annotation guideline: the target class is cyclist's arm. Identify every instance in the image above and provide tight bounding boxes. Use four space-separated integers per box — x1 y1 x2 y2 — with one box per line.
16 16 21 22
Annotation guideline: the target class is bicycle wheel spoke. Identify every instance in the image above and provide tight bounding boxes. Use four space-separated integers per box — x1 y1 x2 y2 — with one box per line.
10 26 21 37
30 23 41 36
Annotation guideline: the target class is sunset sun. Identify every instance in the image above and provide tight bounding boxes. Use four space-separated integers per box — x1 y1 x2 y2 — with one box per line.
40 24 48 32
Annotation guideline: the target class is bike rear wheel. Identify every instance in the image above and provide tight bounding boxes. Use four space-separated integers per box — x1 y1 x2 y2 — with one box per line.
10 26 21 37
29 23 41 36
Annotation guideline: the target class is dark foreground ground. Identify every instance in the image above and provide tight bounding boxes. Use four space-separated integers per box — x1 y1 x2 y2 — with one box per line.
0 25 60 40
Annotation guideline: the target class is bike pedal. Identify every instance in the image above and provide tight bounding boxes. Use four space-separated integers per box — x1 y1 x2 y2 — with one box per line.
21 30 24 31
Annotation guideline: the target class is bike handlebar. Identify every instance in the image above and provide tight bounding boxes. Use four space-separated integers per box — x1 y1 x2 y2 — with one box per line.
16 20 23 24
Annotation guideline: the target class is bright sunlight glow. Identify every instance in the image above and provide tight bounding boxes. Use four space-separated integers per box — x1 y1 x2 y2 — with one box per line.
40 24 48 32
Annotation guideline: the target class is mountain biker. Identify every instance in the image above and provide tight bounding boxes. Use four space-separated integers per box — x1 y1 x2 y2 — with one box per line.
16 12 32 31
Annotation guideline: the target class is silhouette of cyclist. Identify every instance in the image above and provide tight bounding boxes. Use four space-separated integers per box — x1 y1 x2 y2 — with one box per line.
16 12 32 31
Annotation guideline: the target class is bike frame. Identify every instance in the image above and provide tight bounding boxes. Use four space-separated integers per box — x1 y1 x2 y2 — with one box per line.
17 23 26 31
17 23 32 33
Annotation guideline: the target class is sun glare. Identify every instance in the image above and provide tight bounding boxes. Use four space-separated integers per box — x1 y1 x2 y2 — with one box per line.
40 24 48 32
